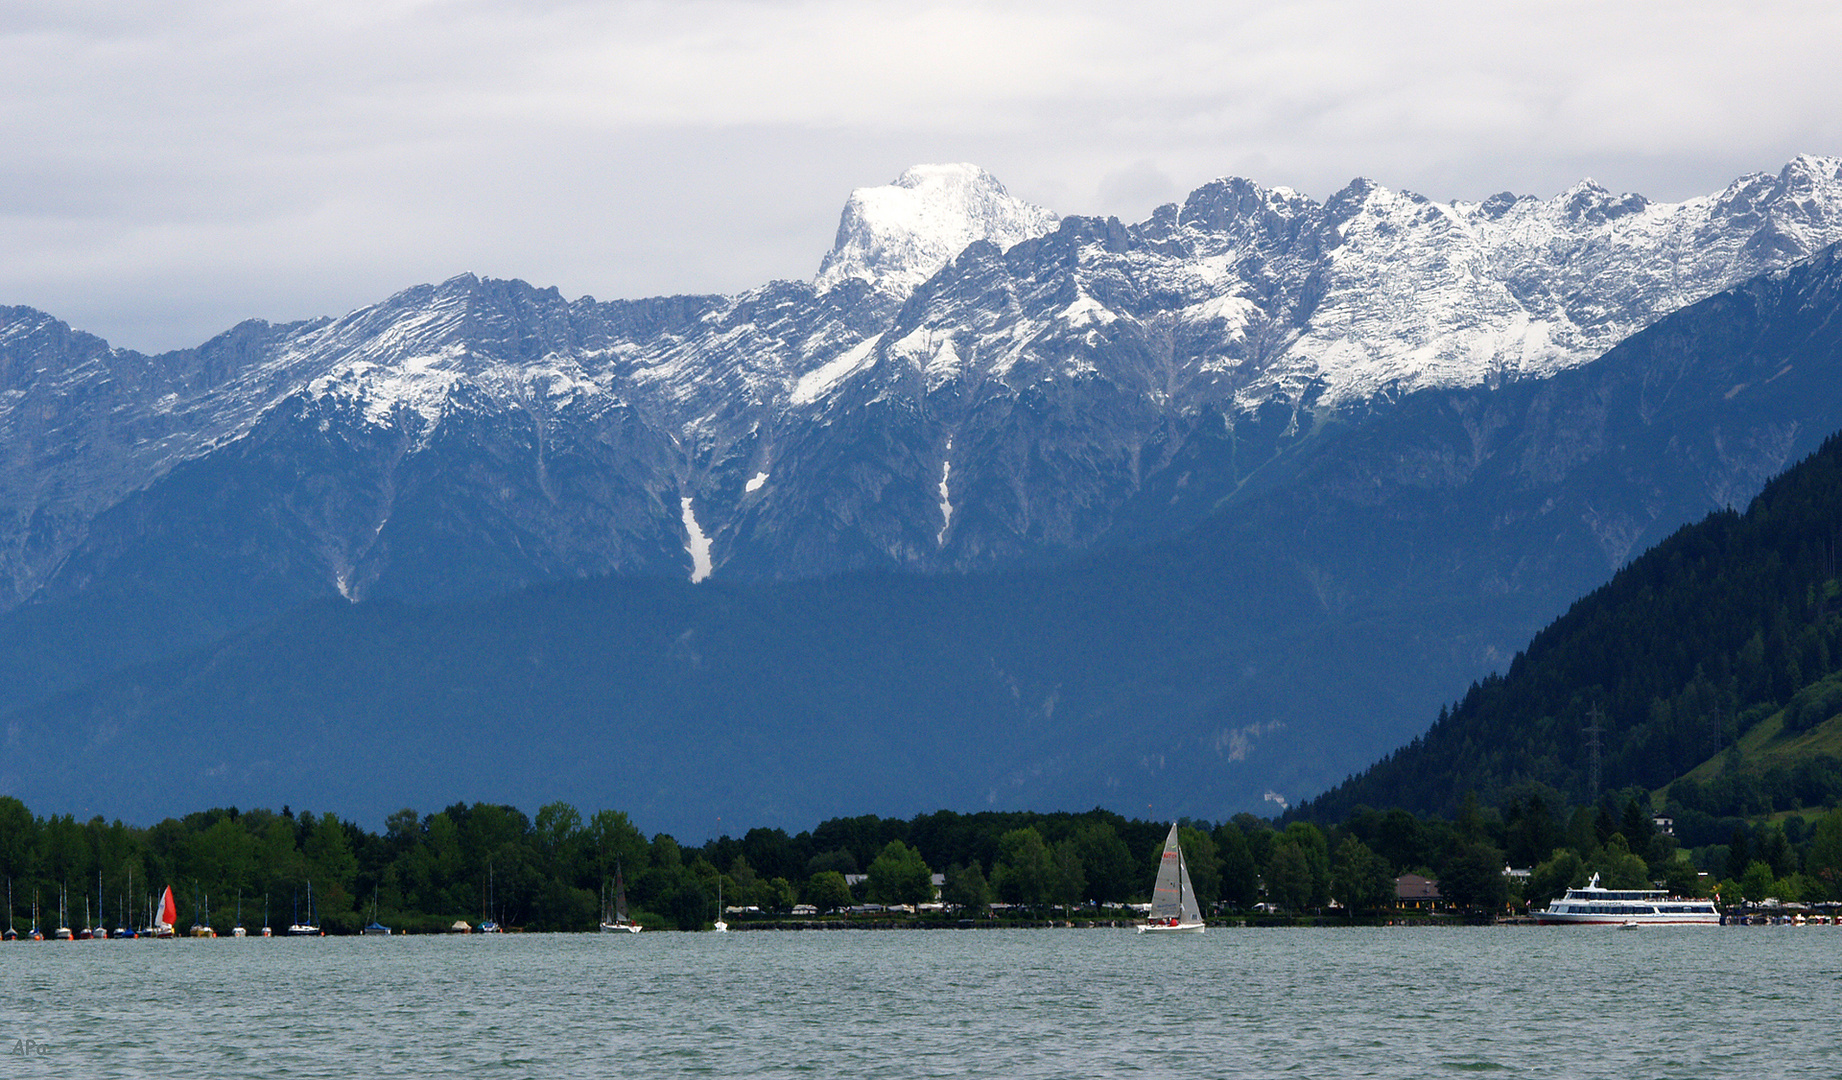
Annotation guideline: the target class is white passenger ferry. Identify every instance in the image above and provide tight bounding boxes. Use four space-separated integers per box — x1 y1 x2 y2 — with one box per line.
1535 873 1720 925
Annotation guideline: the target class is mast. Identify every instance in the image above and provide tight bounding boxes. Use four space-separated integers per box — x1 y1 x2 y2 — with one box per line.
1177 844 1186 916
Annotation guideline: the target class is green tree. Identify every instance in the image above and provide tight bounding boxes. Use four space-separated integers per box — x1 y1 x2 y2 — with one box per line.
993 828 1056 908
1740 860 1777 903
942 861 990 913
1806 809 1842 900
1178 826 1221 907
804 870 852 913
1591 834 1650 890
1072 823 1134 904
865 841 932 908
1215 824 1260 909
1052 839 1086 913
1265 842 1312 912
1526 849 1586 906
1439 841 1508 913
1330 837 1394 914
586 810 649 882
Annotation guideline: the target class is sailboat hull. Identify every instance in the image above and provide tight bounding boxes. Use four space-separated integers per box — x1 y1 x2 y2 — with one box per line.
1135 921 1206 934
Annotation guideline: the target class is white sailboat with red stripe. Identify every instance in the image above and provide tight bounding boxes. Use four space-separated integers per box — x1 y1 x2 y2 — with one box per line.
1138 822 1205 934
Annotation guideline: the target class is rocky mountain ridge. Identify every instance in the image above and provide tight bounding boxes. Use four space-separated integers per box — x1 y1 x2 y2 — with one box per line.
4 157 1842 621
9 242 1842 832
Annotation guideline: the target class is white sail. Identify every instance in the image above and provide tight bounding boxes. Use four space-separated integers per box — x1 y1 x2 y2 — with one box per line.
1141 822 1205 934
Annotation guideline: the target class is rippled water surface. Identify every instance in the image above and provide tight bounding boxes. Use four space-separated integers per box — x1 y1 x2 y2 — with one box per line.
2 926 1838 1077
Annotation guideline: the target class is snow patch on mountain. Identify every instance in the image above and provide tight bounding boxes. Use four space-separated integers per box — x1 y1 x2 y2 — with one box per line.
814 164 1059 298
790 333 881 405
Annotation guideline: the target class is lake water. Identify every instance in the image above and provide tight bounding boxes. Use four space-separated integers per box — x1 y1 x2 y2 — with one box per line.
2 926 1837 1078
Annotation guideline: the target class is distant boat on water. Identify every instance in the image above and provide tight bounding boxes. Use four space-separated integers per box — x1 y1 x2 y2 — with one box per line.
191 887 216 937
287 882 321 936
600 863 641 934
1137 823 1206 934
53 883 73 940
152 885 177 938
364 890 391 936
478 862 502 933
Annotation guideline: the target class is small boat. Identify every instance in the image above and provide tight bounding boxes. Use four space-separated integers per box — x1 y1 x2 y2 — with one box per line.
152 885 177 938
92 870 107 940
477 862 502 933
53 883 73 940
600 863 641 934
232 894 246 937
114 867 137 937
449 920 472 934
3 878 16 941
713 877 728 933
286 882 321 936
1137 822 1206 934
191 888 216 937
363 890 391 935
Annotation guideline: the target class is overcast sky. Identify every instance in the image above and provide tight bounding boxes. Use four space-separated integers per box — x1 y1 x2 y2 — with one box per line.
4 0 1839 353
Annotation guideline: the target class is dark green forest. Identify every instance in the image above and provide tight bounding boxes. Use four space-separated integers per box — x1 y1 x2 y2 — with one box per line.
4 789 1841 935
1296 430 1842 840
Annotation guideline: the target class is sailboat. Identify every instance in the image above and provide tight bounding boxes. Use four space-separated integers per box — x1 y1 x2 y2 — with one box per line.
114 867 136 937
262 893 272 937
600 863 641 934
53 883 73 940
713 877 728 933
153 885 177 937
3 878 15 941
93 870 107 940
287 882 320 935
363 888 391 935
1137 822 1206 934
191 886 216 937
232 893 247 937
477 862 502 933
29 890 43 940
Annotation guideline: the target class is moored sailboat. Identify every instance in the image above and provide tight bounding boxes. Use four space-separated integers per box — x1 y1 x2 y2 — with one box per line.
153 885 177 937
477 862 502 933
286 882 320 936
53 883 73 940
1137 822 1206 934
363 889 391 935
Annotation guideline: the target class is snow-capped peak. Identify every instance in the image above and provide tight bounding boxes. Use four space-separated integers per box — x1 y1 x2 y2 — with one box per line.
814 164 1059 298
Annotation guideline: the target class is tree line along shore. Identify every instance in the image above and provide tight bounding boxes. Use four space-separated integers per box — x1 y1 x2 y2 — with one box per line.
1 793 1839 934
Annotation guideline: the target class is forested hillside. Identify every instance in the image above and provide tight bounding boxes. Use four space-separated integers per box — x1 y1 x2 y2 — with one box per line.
1297 431 1842 827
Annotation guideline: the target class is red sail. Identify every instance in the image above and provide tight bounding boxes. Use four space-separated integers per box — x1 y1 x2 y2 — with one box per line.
160 886 177 926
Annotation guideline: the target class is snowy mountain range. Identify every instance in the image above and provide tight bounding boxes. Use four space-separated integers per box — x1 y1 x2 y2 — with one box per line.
7 157 1842 830
5 156 1841 620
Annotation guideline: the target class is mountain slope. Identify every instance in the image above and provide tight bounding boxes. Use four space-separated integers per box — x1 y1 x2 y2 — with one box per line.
9 244 1842 833
1293 425 1842 825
